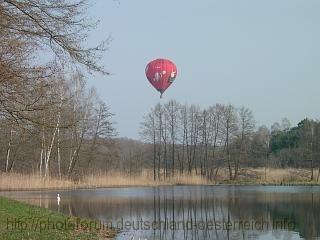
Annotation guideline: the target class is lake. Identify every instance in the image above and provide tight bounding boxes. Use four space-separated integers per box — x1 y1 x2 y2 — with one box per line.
1 185 320 240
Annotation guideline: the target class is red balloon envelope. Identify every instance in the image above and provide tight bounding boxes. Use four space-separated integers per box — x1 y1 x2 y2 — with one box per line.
145 59 177 98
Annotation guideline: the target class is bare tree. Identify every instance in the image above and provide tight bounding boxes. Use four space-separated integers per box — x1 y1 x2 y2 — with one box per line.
179 104 189 175
140 110 157 180
221 105 238 180
164 100 180 177
256 126 271 180
207 104 224 180
234 106 255 179
86 99 116 168
1 0 108 73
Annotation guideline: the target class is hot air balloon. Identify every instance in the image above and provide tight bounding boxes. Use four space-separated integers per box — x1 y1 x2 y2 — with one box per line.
145 58 177 98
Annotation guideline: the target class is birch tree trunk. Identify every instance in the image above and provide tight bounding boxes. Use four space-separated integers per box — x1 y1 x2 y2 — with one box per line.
5 128 13 173
39 126 45 178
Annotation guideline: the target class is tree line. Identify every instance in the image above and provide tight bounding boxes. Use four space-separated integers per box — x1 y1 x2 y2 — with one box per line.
0 0 117 179
140 100 320 181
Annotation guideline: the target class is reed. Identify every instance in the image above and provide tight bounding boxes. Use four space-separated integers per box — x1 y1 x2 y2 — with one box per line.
0 168 317 191
0 172 75 191
82 170 209 187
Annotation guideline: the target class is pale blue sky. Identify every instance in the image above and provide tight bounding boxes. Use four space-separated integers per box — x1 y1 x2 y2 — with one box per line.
87 0 320 139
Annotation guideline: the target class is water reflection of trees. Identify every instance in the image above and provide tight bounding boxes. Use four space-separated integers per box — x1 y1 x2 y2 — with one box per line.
3 187 320 240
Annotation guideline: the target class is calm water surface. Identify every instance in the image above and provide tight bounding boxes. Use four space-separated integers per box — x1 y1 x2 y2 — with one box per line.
1 185 320 240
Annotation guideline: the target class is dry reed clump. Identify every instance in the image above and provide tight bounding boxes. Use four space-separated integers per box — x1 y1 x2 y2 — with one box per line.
167 174 208 185
245 168 313 184
81 170 208 187
267 168 311 183
0 172 75 191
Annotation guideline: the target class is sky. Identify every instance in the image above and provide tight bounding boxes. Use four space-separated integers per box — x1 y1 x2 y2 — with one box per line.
86 0 320 139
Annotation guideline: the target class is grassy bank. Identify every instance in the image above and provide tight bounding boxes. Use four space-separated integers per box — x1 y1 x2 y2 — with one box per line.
0 168 318 191
0 197 116 240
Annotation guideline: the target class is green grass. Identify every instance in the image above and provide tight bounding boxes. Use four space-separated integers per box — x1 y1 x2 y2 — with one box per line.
0 197 115 240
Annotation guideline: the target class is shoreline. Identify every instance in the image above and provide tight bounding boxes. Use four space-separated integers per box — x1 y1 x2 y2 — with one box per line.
1 181 320 192
1 168 318 192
